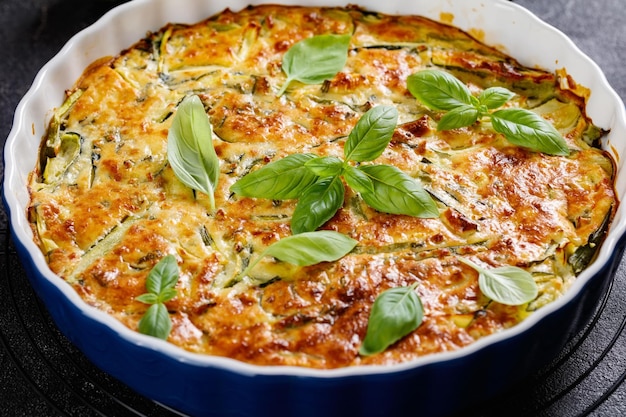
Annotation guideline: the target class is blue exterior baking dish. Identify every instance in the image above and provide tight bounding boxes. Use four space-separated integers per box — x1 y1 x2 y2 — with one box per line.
4 1 626 416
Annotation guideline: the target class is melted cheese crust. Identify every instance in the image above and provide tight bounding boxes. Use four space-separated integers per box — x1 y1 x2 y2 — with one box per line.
28 5 616 368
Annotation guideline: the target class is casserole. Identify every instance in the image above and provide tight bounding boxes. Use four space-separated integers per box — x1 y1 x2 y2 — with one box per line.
4 0 626 416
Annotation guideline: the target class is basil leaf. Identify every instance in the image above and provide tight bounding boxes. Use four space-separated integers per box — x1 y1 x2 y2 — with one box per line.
478 87 515 110
305 156 345 177
278 34 351 96
239 231 358 280
436 104 479 131
407 69 474 111
491 108 570 156
135 293 159 305
344 105 398 162
144 254 179 295
262 230 357 265
138 303 172 340
167 95 220 209
136 255 179 340
358 165 439 218
230 153 319 200
343 165 374 194
158 287 178 304
458 257 538 305
359 284 423 356
478 266 539 305
291 176 345 234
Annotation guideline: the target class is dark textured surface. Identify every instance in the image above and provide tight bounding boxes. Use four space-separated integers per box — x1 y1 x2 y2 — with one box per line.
1 1 625 416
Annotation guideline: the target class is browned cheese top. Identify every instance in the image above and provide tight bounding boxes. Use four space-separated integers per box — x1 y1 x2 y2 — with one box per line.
28 5 616 368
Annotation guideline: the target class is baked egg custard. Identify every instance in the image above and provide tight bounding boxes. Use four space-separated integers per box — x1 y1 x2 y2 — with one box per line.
28 5 616 368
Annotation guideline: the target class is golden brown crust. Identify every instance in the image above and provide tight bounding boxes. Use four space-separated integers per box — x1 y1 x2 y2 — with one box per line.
28 5 616 368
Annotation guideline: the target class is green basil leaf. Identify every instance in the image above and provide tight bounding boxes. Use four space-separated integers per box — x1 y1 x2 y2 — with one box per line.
158 287 178 304
137 255 179 339
407 69 474 111
305 156 345 177
278 34 351 96
262 230 357 266
359 284 423 356
239 231 357 280
436 104 479 131
491 108 570 156
344 105 399 162
138 303 172 340
291 176 345 234
358 165 439 218
343 165 374 194
167 95 220 209
478 87 515 110
230 153 319 200
478 266 539 305
458 257 538 305
145 254 179 296
136 293 159 305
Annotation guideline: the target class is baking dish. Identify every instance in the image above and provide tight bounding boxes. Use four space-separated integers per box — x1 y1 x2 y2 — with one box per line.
4 0 626 416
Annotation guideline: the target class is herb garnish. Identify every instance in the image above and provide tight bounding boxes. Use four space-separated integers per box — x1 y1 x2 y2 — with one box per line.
457 257 539 305
236 230 357 282
277 34 351 96
407 69 570 156
359 283 424 356
230 105 439 234
231 153 320 200
167 94 220 210
136 255 180 340
359 258 539 356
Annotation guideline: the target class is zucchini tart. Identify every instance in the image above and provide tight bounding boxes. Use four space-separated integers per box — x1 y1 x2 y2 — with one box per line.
27 5 616 368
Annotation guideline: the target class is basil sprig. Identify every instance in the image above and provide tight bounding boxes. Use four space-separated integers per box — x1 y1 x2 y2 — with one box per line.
136 255 180 340
359 283 424 356
457 257 539 305
167 94 220 209
237 230 357 281
407 69 570 156
277 34 351 96
231 105 439 234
